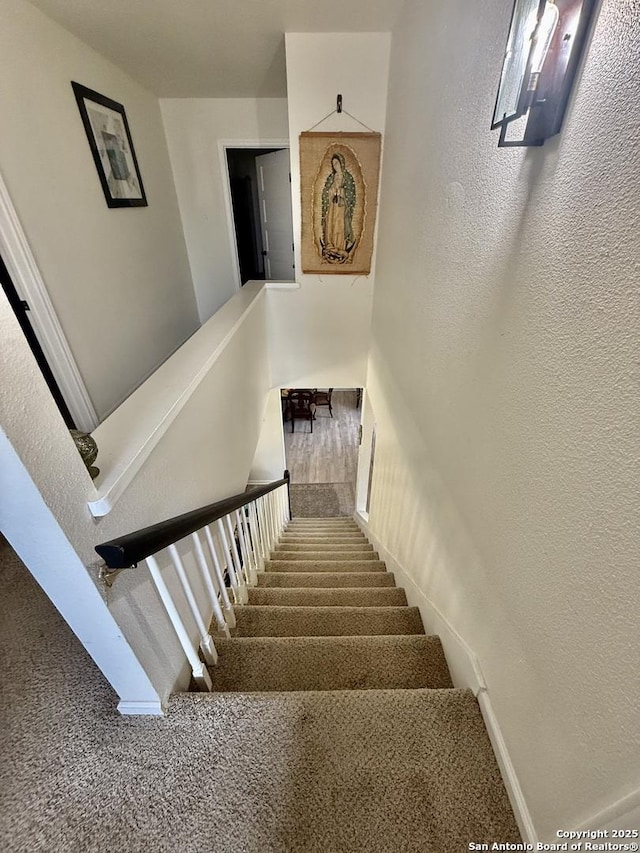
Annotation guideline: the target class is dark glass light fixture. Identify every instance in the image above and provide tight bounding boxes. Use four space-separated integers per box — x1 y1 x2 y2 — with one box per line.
492 0 598 147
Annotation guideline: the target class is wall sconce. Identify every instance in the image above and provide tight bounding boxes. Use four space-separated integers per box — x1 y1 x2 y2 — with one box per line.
492 0 598 147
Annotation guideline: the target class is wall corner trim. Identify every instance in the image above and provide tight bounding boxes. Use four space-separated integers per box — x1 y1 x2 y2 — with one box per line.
568 787 640 838
117 699 165 716
0 168 98 432
265 281 301 290
354 510 538 844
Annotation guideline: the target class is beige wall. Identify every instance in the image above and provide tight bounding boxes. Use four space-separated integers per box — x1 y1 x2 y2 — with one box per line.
0 0 199 419
160 98 290 322
367 0 640 839
266 33 391 391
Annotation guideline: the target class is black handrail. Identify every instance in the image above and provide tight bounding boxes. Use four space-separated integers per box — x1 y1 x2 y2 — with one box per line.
96 471 291 569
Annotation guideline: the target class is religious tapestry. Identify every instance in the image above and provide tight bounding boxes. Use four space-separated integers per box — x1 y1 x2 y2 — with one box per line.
299 132 381 275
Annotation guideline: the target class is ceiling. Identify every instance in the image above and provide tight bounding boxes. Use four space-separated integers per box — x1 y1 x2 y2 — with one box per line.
27 0 405 98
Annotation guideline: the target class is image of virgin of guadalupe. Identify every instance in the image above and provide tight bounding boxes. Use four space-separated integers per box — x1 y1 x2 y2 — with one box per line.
320 152 357 264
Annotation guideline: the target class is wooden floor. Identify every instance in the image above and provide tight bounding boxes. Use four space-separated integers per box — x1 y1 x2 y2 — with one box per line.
284 389 361 485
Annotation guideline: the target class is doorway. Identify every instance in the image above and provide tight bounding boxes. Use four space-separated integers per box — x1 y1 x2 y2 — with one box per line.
282 388 363 517
225 147 295 285
0 253 76 429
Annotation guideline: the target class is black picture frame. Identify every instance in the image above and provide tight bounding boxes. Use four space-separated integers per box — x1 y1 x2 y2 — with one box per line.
491 0 599 147
71 82 147 208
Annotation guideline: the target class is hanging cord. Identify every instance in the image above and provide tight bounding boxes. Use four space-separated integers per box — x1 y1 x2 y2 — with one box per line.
318 275 367 285
306 108 377 134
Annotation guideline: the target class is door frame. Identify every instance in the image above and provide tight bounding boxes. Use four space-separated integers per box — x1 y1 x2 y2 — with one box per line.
0 168 98 432
218 139 291 291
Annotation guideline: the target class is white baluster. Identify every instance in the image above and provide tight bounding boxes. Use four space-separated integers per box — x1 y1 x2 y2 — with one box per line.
268 493 276 549
258 495 273 555
249 501 265 572
246 502 262 574
216 519 245 605
235 509 257 586
267 492 279 546
277 486 287 533
204 525 236 628
224 514 247 596
191 531 230 639
283 481 291 526
145 555 213 691
168 544 218 665
233 509 250 585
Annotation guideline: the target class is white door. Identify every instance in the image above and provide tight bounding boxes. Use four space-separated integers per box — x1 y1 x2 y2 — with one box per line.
256 150 295 280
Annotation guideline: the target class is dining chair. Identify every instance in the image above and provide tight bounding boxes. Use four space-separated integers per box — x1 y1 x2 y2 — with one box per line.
287 390 317 433
314 388 333 417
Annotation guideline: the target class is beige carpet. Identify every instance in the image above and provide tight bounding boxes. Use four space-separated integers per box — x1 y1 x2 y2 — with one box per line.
289 482 355 517
0 525 521 852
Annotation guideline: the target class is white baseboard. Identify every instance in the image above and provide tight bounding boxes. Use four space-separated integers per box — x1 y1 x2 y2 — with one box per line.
477 692 538 844
117 699 165 716
354 511 538 845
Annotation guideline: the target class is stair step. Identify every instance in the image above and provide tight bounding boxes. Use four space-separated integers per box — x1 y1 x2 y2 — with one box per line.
270 550 379 561
257 571 396 588
210 635 453 691
233 605 424 637
247 586 407 606
286 522 360 530
279 535 368 544
287 517 357 523
169 689 520 848
275 542 374 552
266 560 387 573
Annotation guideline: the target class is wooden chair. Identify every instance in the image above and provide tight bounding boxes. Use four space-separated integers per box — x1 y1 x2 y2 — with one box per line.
314 388 333 417
288 390 317 433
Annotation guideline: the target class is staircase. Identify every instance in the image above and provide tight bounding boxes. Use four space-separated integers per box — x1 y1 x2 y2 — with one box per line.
204 516 521 851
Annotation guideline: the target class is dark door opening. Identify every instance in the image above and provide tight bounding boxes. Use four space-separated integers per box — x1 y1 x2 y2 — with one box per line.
226 147 295 285
0 254 76 429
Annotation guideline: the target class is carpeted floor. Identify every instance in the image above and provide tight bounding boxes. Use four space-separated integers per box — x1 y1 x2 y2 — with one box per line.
289 482 355 517
0 531 520 852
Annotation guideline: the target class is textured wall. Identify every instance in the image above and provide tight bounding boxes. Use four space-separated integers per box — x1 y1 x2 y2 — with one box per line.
161 98 290 322
368 0 640 838
0 0 199 420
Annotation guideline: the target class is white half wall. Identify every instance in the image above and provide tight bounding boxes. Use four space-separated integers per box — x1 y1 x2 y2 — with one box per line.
267 33 391 390
0 0 199 420
249 387 287 483
160 98 290 322
367 0 640 840
1 280 272 706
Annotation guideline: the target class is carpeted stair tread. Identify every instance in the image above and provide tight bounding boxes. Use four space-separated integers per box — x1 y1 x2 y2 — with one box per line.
257 571 396 587
210 635 453 691
287 517 358 523
168 687 520 852
275 542 374 552
277 538 370 546
270 550 379 561
266 559 387 572
247 586 407 606
286 523 361 531
284 528 362 536
280 533 368 544
233 605 424 637
281 528 365 535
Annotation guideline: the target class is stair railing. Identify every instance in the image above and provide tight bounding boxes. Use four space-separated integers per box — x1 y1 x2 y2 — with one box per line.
95 471 291 691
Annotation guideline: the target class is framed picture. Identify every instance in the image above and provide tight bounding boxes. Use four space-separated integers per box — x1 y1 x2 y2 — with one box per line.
491 0 598 146
299 131 381 275
71 82 147 207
